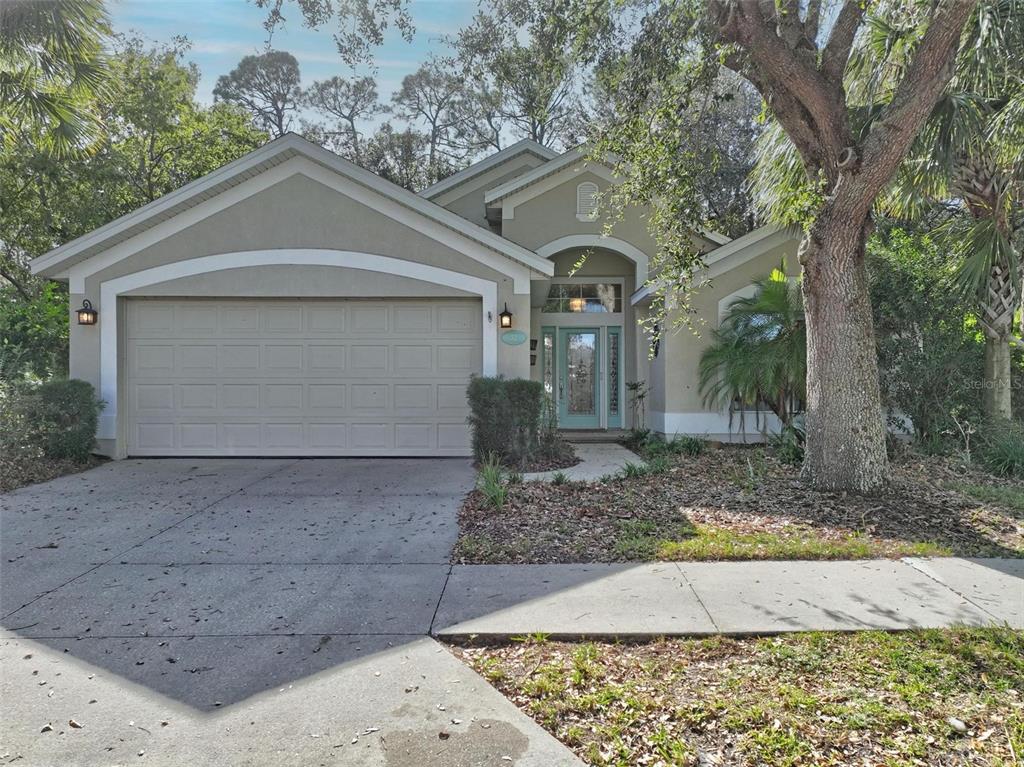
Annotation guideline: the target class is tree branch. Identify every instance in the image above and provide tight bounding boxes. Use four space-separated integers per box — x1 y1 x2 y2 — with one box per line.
820 1 863 83
850 0 977 206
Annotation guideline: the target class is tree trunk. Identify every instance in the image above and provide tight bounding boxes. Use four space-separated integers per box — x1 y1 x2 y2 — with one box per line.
983 334 1012 421
800 211 888 492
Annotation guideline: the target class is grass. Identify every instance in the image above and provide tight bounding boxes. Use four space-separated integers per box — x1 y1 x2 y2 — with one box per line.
456 628 1024 767
656 524 953 561
950 481 1024 515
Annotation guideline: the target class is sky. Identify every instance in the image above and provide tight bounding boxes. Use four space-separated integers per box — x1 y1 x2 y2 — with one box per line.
109 0 481 106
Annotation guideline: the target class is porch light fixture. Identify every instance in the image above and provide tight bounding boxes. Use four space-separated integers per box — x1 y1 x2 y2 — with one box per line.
76 299 98 326
499 303 513 328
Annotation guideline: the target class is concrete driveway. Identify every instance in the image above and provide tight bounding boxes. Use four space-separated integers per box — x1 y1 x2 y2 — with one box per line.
0 459 582 767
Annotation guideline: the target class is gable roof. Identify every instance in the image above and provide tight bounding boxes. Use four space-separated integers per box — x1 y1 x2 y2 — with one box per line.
484 146 733 247
630 224 799 305
483 147 609 205
418 139 558 201
31 133 554 279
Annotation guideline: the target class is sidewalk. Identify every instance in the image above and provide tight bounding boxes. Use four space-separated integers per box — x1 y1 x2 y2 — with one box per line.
432 557 1023 638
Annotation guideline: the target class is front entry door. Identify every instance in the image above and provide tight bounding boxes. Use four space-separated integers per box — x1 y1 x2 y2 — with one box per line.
557 327 601 428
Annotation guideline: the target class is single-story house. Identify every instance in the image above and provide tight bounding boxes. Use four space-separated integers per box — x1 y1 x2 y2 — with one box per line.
31 133 799 458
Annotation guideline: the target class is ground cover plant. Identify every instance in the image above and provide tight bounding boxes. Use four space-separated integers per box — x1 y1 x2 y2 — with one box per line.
454 444 1023 564
453 628 1024 767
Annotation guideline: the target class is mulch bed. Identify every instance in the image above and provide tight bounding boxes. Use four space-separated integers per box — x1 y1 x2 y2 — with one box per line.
0 454 106 494
454 446 1024 563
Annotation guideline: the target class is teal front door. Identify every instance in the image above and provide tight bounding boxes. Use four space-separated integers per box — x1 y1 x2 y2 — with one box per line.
557 327 601 428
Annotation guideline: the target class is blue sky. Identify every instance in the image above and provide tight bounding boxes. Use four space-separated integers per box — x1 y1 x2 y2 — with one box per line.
109 0 480 105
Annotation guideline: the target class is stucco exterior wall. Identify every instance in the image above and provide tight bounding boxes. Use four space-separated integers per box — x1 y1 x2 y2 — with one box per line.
499 170 659 258
658 237 799 422
433 157 549 229
68 169 535 456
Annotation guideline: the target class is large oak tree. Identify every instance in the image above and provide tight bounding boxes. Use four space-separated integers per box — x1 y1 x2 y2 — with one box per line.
581 0 980 491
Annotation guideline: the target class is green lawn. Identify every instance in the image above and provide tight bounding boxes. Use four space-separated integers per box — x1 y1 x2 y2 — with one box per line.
456 628 1024 767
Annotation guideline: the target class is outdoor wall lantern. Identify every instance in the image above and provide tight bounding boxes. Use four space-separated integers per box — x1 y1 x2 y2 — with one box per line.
499 303 513 329
76 299 98 326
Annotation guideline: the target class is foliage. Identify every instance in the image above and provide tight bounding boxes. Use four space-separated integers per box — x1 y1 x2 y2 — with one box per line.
699 268 805 431
869 226 989 447
390 58 473 181
0 282 68 381
213 50 302 137
977 420 1024 478
12 379 104 462
0 0 112 156
477 453 508 510
770 424 805 467
465 628 1024 767
253 0 414 67
450 0 584 151
360 122 431 191
0 38 266 369
466 376 548 468
625 380 648 431
636 433 706 460
301 75 386 162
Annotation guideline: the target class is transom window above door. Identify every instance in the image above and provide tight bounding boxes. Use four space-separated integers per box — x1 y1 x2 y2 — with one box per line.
543 283 623 313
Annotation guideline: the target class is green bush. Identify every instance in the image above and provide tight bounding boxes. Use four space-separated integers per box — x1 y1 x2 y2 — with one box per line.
467 376 559 467
0 283 70 382
477 453 508 510
771 424 805 466
19 379 104 461
674 435 706 457
977 422 1024 478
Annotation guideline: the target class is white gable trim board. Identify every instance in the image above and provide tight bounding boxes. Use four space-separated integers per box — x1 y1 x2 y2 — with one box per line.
34 134 554 287
64 157 546 296
97 250 499 448
419 139 557 200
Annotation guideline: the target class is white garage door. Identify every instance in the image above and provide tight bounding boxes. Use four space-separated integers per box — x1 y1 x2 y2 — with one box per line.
124 298 481 456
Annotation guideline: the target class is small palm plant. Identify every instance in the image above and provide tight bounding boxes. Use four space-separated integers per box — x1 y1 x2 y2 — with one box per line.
698 268 806 434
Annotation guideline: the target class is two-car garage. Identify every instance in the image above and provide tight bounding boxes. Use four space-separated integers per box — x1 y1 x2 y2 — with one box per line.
31 134 553 458
124 298 482 456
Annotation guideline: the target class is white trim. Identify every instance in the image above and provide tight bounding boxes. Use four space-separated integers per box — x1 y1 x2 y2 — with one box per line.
650 410 783 442
96 250 498 444
630 224 799 306
68 158 542 294
419 139 557 200
484 147 615 204
34 133 553 280
536 234 649 286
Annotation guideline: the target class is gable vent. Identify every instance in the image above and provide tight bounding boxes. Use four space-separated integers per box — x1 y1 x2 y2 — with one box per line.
576 182 599 221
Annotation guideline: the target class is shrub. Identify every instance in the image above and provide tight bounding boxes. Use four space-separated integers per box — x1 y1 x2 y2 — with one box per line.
977 422 1024 478
467 376 564 467
622 461 648 478
674 435 706 457
477 453 508 510
18 379 104 461
869 228 987 449
646 455 671 474
552 471 569 485
771 424 805 466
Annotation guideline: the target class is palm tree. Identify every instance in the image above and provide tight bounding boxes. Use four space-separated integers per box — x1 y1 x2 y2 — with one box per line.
0 0 111 156
699 268 806 433
878 1 1024 421
750 0 1023 422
